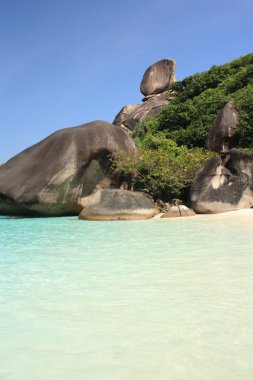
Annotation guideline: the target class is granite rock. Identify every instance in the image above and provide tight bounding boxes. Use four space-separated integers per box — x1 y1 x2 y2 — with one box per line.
0 121 136 216
79 189 158 220
161 205 196 218
190 149 253 213
113 91 172 131
140 58 176 96
207 103 239 153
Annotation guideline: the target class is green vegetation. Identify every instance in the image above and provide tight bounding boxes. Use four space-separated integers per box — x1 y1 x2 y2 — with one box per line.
112 133 214 201
134 53 253 149
113 54 253 201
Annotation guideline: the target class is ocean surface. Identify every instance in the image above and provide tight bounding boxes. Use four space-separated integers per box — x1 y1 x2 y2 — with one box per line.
0 214 253 380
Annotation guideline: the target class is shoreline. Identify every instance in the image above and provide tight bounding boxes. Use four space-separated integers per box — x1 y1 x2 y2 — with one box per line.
197 208 253 217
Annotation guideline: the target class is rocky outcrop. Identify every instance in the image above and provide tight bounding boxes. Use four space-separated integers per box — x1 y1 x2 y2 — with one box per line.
113 91 173 131
0 121 136 216
161 205 196 218
140 58 176 96
207 103 239 153
113 58 176 131
79 189 158 220
190 150 253 213
190 102 253 214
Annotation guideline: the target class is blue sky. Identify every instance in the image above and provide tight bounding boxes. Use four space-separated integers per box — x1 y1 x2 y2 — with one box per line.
0 0 252 161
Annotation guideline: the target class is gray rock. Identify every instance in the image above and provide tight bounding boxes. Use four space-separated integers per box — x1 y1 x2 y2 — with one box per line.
190 149 253 213
113 104 140 131
161 205 196 218
0 121 136 216
113 91 172 131
207 103 239 153
79 189 158 220
140 58 176 96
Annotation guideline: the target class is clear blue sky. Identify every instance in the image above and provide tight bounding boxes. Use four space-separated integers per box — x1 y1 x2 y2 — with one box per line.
0 0 252 161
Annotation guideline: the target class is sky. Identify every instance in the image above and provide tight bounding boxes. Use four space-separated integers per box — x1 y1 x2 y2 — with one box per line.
0 0 252 162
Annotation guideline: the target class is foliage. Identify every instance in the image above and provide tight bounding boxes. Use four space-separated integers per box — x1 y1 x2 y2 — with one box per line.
112 53 252 202
134 53 253 149
112 133 215 201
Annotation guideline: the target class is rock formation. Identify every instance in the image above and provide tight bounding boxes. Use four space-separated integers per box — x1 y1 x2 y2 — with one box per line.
79 189 158 220
113 58 176 131
161 205 196 218
207 102 239 153
0 121 136 216
140 58 176 96
190 103 253 213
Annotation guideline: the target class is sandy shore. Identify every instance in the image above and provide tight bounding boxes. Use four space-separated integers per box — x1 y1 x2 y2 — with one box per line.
198 208 253 217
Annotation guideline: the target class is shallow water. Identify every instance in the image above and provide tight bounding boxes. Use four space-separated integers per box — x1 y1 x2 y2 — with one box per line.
0 215 253 380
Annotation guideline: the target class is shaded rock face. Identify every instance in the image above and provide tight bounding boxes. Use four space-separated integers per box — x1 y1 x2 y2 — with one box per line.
113 58 176 131
79 189 158 220
113 92 171 131
190 149 253 213
207 103 239 153
140 59 176 96
161 205 196 218
0 121 136 216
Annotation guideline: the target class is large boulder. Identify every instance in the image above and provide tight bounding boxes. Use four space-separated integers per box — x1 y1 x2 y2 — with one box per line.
140 58 176 96
207 103 239 153
0 121 136 216
79 189 158 220
190 149 253 213
113 91 172 131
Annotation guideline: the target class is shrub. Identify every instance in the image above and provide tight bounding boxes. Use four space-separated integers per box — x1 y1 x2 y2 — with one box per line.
112 133 215 201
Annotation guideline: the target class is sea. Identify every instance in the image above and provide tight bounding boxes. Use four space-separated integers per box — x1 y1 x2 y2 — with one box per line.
0 214 253 380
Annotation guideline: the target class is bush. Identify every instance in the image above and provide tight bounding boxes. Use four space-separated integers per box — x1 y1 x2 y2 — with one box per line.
112 133 215 202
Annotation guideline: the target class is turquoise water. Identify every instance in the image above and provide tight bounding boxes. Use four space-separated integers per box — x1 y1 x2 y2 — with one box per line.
1 215 253 380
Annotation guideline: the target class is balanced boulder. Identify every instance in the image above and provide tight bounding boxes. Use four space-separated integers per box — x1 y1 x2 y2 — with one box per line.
0 121 136 216
79 189 158 220
140 58 176 96
190 149 253 213
113 58 176 131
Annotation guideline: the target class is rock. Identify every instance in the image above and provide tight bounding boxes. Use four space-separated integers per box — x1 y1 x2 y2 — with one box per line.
207 103 239 153
113 104 140 130
0 121 136 216
190 149 253 213
140 58 176 96
113 91 172 131
161 205 196 218
113 57 177 131
79 189 158 220
152 212 164 219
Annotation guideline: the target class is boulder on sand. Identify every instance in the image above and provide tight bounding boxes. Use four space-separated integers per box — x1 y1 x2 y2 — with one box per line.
79 189 158 220
0 121 136 216
161 205 196 218
190 149 253 213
